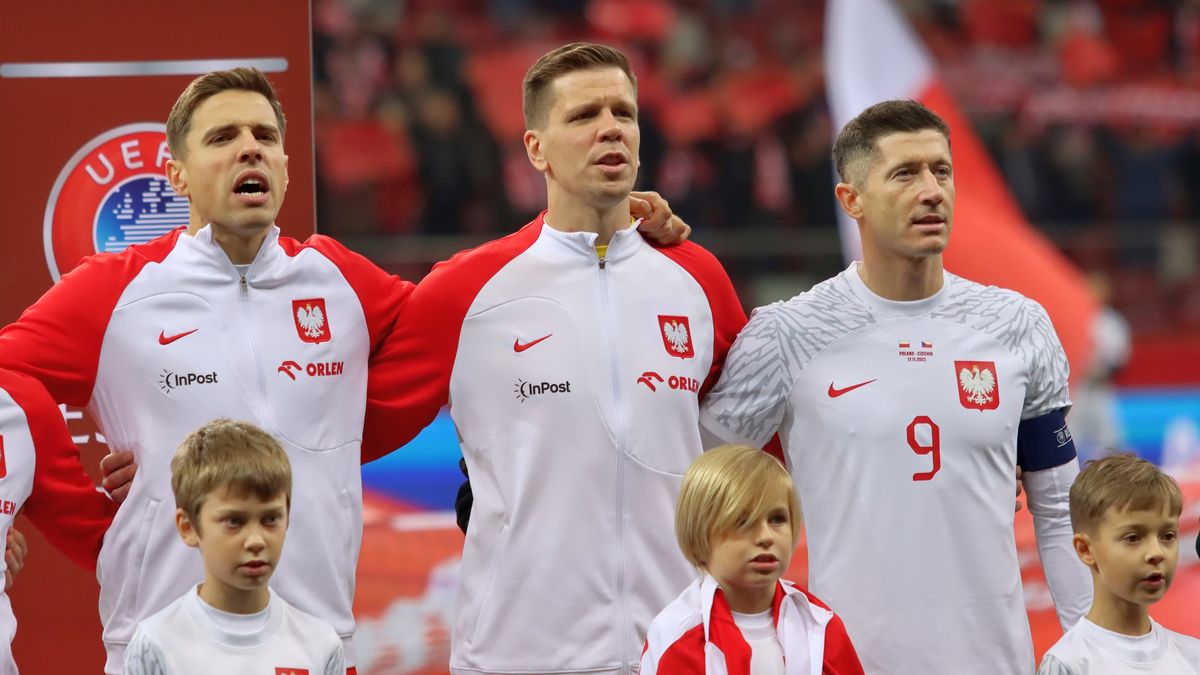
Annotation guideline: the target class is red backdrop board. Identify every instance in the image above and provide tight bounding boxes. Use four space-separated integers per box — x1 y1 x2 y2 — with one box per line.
0 3 313 671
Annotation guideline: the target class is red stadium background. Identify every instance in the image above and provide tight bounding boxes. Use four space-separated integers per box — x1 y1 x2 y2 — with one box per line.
0 3 314 671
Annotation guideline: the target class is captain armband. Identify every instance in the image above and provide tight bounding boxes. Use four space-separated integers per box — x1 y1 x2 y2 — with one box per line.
1016 409 1076 472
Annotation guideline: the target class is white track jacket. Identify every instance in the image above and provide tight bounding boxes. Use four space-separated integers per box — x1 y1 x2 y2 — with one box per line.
0 369 116 675
0 225 412 673
370 213 747 674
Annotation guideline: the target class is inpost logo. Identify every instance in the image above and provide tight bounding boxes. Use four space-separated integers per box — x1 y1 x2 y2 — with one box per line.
513 378 572 403
159 369 219 394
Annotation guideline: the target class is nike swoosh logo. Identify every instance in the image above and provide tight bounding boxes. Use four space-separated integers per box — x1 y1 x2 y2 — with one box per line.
514 334 553 353
159 329 199 345
827 379 877 398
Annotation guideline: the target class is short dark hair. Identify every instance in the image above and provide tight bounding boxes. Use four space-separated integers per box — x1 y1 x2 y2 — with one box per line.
1069 453 1182 534
166 67 287 160
522 42 637 130
832 99 949 184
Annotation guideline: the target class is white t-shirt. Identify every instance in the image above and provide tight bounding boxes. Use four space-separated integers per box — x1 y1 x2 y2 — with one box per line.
1039 617 1200 674
701 265 1074 674
124 586 343 675
731 609 787 675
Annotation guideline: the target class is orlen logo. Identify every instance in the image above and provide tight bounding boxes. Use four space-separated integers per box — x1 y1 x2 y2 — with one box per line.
513 378 572 403
159 369 219 394
277 360 345 380
44 124 188 281
636 371 699 393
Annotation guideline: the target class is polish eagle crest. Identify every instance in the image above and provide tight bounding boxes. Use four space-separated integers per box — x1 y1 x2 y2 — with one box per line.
663 320 689 353
657 315 695 359
296 304 325 339
959 364 996 406
291 298 332 344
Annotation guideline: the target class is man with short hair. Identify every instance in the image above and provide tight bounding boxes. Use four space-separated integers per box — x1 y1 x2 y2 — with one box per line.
0 66 687 674
368 43 747 675
699 99 1093 674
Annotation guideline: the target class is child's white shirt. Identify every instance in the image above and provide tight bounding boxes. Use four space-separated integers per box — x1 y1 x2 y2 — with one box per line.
1039 617 1200 674
124 586 343 675
731 609 787 675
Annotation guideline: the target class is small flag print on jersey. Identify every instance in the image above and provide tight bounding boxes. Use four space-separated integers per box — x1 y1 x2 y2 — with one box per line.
921 340 933 349
898 340 911 349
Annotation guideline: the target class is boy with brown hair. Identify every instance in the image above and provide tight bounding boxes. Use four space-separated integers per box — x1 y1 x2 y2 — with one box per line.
124 419 343 675
640 445 863 674
1039 454 1200 673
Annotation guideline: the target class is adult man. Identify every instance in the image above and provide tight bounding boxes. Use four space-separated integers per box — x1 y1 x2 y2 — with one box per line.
0 368 118 672
0 67 685 673
367 43 746 674
699 100 1093 674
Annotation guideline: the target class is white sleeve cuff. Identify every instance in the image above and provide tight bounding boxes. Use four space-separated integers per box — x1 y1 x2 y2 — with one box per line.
1024 459 1093 630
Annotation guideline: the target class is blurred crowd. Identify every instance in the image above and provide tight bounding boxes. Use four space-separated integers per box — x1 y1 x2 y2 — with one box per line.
312 0 1200 333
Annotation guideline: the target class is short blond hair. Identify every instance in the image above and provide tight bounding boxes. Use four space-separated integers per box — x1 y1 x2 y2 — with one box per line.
522 42 637 130
1070 454 1182 534
166 67 287 160
676 445 801 568
171 419 292 528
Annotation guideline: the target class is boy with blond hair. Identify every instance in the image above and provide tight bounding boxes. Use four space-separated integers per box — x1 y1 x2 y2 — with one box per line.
640 445 863 674
124 420 343 675
1039 454 1200 673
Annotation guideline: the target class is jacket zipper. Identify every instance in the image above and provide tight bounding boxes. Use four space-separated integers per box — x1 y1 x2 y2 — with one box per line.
238 274 269 420
596 244 632 673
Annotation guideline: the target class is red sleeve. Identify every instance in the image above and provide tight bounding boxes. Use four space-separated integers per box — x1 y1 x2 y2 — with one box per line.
800 589 866 675
655 624 707 674
0 229 181 406
653 241 748 398
0 370 115 571
358 220 543 463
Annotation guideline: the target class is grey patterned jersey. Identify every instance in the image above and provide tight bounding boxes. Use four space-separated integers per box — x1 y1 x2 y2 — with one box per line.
701 265 1070 448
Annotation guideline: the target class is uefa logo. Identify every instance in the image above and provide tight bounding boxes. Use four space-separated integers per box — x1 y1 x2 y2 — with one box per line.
43 123 190 281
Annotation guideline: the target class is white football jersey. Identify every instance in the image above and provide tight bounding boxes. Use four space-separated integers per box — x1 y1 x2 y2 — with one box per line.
124 587 343 675
1039 617 1200 674
701 264 1073 674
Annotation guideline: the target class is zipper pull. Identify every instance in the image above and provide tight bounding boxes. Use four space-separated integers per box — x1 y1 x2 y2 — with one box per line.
599 255 606 269
239 275 248 296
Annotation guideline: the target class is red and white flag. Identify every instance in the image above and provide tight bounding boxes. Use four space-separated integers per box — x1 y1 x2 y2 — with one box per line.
824 0 1097 378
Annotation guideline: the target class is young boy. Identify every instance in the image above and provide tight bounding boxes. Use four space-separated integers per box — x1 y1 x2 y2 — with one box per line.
0 368 117 673
1039 454 1200 673
640 445 863 674
124 419 343 675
